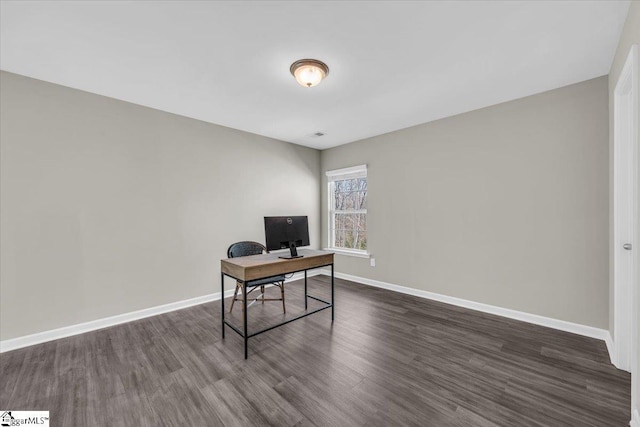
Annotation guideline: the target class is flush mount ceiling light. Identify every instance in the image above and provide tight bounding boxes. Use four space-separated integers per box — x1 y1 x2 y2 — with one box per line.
290 59 329 88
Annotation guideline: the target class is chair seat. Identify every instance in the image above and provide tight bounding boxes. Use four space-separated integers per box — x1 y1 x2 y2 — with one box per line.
227 241 287 315
246 275 285 288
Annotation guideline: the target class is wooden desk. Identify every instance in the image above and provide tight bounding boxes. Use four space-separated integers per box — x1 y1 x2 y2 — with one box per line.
220 249 334 359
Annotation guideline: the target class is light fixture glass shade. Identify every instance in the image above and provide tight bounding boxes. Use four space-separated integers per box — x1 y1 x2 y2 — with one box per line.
290 59 329 88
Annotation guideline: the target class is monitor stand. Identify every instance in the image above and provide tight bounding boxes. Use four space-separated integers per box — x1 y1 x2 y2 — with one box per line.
279 242 303 259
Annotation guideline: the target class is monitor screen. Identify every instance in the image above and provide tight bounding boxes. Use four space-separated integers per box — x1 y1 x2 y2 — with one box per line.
264 216 310 257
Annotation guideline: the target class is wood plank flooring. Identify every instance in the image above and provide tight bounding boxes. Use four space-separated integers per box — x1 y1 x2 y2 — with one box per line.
0 276 631 426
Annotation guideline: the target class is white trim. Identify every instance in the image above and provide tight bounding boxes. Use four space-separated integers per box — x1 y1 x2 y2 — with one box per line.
0 292 229 353
318 270 611 342
285 271 317 282
327 165 368 251
325 164 367 177
324 248 371 258
333 209 367 214
613 45 639 425
613 44 639 373
631 409 640 427
605 331 616 365
0 271 320 353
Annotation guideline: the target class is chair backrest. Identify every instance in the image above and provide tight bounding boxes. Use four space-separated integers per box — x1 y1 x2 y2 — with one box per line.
227 241 267 258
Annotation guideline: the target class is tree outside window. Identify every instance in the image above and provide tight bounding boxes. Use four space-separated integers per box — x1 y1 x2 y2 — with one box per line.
327 165 367 253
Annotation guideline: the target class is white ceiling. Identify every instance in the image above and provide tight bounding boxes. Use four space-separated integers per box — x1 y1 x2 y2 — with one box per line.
0 1 630 149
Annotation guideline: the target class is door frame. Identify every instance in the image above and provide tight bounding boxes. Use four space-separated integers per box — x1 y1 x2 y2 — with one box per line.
613 43 638 422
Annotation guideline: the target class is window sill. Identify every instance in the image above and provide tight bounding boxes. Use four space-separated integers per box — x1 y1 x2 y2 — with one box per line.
324 248 371 258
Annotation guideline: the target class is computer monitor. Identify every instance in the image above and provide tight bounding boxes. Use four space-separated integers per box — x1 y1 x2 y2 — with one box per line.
264 216 310 259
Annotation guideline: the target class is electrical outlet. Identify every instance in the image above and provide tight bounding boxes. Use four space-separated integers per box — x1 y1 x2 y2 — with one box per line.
370 258 376 267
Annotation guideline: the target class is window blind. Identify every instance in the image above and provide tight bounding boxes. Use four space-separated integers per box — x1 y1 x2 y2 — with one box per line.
326 164 367 181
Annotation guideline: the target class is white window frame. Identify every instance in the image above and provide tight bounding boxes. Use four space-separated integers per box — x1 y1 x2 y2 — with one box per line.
325 164 369 257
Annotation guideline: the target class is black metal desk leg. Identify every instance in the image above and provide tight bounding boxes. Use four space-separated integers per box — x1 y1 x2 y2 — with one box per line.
304 270 308 310
331 264 335 321
243 281 248 359
221 272 225 339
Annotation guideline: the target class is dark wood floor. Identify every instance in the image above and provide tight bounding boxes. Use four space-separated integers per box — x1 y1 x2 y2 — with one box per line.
0 275 631 426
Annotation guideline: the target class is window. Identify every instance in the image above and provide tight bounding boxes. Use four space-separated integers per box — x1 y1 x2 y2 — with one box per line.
326 165 368 255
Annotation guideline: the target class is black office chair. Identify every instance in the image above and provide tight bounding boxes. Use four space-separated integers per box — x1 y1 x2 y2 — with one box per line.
227 241 286 314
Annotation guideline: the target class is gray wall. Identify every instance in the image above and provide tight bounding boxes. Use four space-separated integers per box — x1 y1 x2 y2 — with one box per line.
0 71 321 341
608 0 640 412
321 76 609 329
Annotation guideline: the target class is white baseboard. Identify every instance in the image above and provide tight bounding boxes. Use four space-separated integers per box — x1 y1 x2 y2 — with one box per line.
631 409 640 427
605 331 616 365
0 291 230 353
0 271 319 353
319 270 611 343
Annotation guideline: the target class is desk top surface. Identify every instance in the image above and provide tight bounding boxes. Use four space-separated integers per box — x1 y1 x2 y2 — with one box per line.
221 249 333 281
